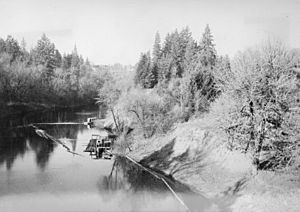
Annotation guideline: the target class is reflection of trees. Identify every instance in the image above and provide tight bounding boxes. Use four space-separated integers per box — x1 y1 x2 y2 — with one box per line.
0 110 67 130
45 124 81 152
28 135 55 170
0 107 97 170
0 127 56 171
0 133 27 170
0 107 87 130
101 156 168 193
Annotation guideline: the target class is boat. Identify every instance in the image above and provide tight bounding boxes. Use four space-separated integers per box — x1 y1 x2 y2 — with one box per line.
83 117 97 127
84 134 113 159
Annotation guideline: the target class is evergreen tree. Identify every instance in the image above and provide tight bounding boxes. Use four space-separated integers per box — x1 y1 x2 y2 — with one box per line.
158 32 178 82
148 32 161 88
5 35 21 62
184 38 198 72
19 38 30 62
32 34 57 79
62 53 72 70
158 53 172 82
183 25 218 113
145 63 158 88
152 32 161 63
198 25 217 68
173 27 192 77
70 45 81 97
54 50 62 68
161 33 172 56
71 45 80 68
0 38 5 53
85 58 90 66
214 55 232 92
158 28 193 79
134 52 151 88
20 38 26 52
169 30 181 77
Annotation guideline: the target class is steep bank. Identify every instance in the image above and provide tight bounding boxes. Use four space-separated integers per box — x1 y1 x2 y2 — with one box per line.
126 118 300 212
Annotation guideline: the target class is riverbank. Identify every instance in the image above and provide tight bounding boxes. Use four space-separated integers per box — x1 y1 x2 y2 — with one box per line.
0 102 97 119
123 117 300 212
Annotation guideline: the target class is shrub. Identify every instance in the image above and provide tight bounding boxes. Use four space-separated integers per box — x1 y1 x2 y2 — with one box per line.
210 42 300 170
114 88 177 138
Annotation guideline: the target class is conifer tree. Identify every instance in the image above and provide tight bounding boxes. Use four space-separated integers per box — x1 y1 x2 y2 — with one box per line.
32 34 57 79
62 53 72 70
0 38 5 53
54 50 62 68
145 63 158 88
20 38 30 62
198 25 217 68
70 45 81 97
5 35 21 62
184 38 198 72
134 52 151 88
152 32 161 63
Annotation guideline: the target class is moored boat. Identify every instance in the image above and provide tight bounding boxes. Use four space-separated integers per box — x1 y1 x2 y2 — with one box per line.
84 134 113 159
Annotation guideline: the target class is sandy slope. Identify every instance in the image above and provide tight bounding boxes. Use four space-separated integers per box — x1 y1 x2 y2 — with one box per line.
127 118 300 212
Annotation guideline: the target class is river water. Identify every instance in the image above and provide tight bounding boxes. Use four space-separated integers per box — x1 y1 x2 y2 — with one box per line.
0 107 214 212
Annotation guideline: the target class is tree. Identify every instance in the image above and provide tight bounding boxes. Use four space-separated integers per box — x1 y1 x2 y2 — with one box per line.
157 53 172 83
184 38 198 71
174 26 192 77
97 74 122 132
116 88 172 138
134 52 151 88
54 50 62 68
152 32 161 63
20 38 30 62
62 53 72 70
0 38 5 54
156 27 193 81
214 55 232 92
5 35 21 62
184 25 218 113
218 42 300 170
69 45 81 99
198 25 217 68
31 34 57 80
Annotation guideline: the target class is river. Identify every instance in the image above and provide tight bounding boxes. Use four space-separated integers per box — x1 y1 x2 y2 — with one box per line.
0 107 214 212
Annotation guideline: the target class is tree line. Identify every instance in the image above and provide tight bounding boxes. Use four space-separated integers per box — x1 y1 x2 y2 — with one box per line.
0 34 112 110
134 25 222 116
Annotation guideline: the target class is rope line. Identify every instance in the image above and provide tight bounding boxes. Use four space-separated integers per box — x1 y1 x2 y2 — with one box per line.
126 156 191 212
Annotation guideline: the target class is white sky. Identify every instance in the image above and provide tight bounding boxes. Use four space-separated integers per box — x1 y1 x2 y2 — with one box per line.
0 0 299 65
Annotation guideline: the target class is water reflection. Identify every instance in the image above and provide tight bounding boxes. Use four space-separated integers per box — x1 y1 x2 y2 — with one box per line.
39 124 83 153
97 156 191 212
0 105 99 130
0 106 98 171
102 156 169 193
0 127 56 171
101 157 218 212
29 135 55 170
0 107 215 212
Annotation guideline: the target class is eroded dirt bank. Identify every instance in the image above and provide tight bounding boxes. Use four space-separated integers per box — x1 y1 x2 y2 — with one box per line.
124 119 300 212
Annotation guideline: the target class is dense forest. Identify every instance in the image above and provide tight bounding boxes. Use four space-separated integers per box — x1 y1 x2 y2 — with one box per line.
99 25 300 171
0 34 133 112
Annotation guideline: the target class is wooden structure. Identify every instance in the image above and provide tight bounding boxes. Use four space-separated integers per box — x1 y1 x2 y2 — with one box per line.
84 134 113 159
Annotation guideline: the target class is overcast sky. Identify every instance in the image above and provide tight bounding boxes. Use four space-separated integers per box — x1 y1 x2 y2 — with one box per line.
0 0 299 65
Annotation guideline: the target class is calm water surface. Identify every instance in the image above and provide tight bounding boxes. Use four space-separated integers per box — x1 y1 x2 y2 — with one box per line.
0 108 191 212
0 107 214 212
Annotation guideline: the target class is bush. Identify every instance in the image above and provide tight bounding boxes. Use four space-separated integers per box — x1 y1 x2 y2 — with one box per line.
210 42 300 170
114 88 177 138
